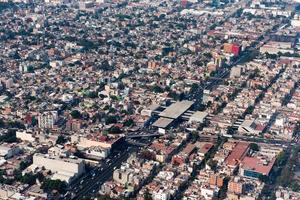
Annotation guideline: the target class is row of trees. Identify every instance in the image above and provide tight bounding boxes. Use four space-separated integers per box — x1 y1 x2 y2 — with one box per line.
276 146 300 191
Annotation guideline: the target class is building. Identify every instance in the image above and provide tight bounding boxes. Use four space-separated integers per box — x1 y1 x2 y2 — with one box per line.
225 142 249 172
0 143 20 159
188 111 208 123
153 101 194 133
230 66 242 78
228 178 244 194
224 43 241 56
84 146 110 159
240 156 275 179
209 174 224 188
66 119 82 132
24 153 85 184
16 130 36 143
71 134 123 151
38 111 58 129
291 14 300 28
238 119 262 135
260 41 294 55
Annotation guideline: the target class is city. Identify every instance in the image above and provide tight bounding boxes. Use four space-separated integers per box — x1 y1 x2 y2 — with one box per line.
0 0 299 200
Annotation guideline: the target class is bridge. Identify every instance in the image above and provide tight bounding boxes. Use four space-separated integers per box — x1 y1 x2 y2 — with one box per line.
126 132 164 139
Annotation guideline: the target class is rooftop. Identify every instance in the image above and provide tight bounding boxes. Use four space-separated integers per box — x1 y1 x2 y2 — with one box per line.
225 142 249 167
159 101 194 119
152 117 174 128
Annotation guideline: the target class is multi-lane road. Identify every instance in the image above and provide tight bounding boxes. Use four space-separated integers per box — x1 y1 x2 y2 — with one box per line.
68 145 136 200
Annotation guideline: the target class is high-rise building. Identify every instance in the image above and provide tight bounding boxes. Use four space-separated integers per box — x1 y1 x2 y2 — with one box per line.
38 111 58 129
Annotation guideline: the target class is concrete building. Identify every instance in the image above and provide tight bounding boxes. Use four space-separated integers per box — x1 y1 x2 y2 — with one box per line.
228 178 244 194
238 119 262 135
38 111 58 129
230 66 242 78
16 130 36 143
24 153 85 184
188 111 208 123
0 144 20 159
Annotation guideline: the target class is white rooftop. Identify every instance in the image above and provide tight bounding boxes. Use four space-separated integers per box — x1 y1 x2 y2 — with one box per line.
159 101 194 119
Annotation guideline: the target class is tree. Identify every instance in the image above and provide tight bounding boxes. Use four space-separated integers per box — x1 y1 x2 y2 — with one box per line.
207 160 218 172
249 143 259 151
19 160 31 171
87 91 98 98
152 85 164 93
123 119 134 127
71 110 81 119
0 129 18 143
105 116 118 125
108 126 122 134
41 179 67 193
20 173 37 185
144 188 153 200
191 131 199 142
244 105 254 115
56 135 67 145
258 174 269 183
227 126 236 135
290 181 300 192
190 83 199 93
0 119 4 128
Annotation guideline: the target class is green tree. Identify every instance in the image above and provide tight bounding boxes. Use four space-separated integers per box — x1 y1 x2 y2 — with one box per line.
56 135 67 145
207 160 218 172
87 91 98 98
105 116 118 125
20 173 37 185
249 143 259 151
108 126 122 134
0 129 18 143
144 188 153 200
41 179 67 193
152 85 164 93
258 174 269 183
71 110 81 119
123 119 134 127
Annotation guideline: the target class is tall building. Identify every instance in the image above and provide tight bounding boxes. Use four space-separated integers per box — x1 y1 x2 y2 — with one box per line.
38 111 58 129
66 119 82 131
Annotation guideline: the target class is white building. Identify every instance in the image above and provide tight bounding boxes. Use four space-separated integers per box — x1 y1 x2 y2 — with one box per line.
16 130 36 143
152 189 170 200
84 146 110 159
24 153 85 184
38 111 58 129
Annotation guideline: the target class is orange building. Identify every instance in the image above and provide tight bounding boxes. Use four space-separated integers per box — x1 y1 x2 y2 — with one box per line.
209 174 224 188
228 180 244 194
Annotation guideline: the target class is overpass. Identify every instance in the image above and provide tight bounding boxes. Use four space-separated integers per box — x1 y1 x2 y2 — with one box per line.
126 132 164 139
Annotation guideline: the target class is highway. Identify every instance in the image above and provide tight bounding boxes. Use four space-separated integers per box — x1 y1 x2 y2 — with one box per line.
69 146 136 200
